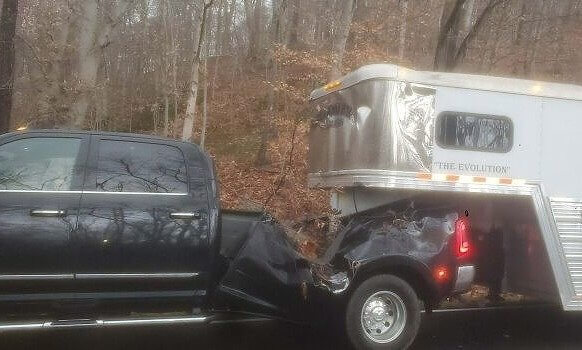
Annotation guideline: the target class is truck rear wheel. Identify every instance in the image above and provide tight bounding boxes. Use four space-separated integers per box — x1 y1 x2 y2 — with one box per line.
346 275 421 350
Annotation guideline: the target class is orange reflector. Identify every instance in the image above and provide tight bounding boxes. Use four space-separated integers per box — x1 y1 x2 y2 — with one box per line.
446 175 460 182
323 80 342 91
417 173 432 180
499 178 513 185
434 266 449 282
473 176 486 183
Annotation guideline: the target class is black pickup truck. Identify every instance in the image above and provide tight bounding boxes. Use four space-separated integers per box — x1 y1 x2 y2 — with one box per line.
0 130 475 349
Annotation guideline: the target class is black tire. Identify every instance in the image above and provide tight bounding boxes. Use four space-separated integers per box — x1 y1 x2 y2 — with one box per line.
346 275 421 350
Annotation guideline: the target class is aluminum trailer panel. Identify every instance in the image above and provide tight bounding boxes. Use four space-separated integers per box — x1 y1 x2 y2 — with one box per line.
308 64 582 311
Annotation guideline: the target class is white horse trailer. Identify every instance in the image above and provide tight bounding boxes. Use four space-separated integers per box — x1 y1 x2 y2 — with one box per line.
308 64 582 310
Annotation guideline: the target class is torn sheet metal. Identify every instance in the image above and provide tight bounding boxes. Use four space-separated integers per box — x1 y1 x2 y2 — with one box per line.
216 222 313 320
308 79 436 175
391 82 436 171
313 198 458 295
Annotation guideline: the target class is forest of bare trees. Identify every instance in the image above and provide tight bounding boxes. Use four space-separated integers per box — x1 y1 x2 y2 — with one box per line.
0 0 581 220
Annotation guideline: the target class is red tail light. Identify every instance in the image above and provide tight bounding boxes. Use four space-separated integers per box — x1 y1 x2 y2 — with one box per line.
455 217 471 258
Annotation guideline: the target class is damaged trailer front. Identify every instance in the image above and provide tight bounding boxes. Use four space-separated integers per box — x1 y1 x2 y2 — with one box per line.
306 64 582 349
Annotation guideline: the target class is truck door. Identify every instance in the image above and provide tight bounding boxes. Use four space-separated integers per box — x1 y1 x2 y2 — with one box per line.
0 134 87 303
74 136 210 307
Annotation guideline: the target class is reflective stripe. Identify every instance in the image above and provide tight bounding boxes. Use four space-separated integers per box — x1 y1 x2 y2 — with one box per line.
416 173 525 186
473 176 486 183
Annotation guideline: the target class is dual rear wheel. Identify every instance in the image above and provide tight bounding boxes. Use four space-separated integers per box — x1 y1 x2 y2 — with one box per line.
346 275 421 350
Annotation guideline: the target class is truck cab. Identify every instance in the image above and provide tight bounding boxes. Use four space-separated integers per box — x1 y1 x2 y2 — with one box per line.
0 130 219 317
0 129 474 349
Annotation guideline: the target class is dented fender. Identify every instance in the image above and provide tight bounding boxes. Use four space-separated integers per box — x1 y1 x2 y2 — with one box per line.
312 198 462 304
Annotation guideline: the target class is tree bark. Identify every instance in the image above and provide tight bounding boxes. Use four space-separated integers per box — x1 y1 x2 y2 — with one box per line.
181 0 214 142
0 0 19 133
220 0 235 54
68 0 99 128
200 59 209 149
68 0 135 129
330 0 356 80
454 0 508 67
398 0 409 60
36 6 73 126
163 94 170 136
286 0 300 48
255 0 286 166
243 0 263 60
434 0 471 70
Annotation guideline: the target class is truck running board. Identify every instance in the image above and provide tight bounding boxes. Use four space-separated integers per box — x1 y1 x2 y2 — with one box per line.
0 315 212 332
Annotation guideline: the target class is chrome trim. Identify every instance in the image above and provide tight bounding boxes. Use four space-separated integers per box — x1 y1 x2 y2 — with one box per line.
0 274 74 281
0 190 188 196
312 267 350 295
0 190 83 194
360 291 407 344
30 209 67 217
308 170 580 310
75 272 199 280
550 198 582 298
0 322 48 331
453 265 475 293
0 316 211 332
169 212 201 219
308 170 533 195
98 316 210 327
0 273 199 281
81 191 189 196
0 290 203 302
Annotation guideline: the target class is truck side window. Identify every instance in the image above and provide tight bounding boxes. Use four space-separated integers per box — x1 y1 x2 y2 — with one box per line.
437 112 513 153
0 137 81 191
95 140 188 193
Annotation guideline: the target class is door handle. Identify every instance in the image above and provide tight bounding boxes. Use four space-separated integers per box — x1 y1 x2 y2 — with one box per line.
30 209 67 217
170 212 201 219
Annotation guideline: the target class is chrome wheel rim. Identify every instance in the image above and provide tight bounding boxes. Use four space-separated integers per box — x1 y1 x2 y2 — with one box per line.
360 291 407 344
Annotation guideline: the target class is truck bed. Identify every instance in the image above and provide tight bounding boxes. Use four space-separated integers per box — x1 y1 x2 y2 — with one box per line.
220 209 265 259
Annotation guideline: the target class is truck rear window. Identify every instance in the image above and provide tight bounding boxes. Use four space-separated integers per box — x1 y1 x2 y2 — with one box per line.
437 112 513 153
95 140 188 193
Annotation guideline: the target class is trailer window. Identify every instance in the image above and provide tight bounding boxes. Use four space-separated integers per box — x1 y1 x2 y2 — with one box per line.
437 112 512 153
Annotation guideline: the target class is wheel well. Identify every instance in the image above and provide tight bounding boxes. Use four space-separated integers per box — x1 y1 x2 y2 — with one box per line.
349 264 437 311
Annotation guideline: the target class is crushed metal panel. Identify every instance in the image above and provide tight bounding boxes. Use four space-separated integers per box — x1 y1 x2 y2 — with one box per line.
313 198 457 296
309 80 435 174
216 222 312 320
392 82 436 171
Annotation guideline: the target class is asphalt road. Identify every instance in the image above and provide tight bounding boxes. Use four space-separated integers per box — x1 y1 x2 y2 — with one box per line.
1 305 581 349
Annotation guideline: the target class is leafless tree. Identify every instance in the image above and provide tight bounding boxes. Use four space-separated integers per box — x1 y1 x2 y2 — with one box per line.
0 0 19 132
